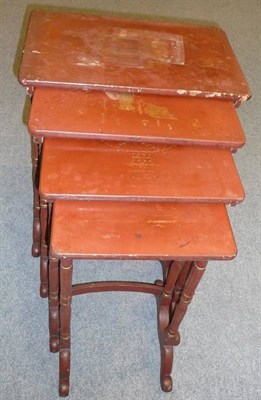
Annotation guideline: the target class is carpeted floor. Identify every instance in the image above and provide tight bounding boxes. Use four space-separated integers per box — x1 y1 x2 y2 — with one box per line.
0 1 260 399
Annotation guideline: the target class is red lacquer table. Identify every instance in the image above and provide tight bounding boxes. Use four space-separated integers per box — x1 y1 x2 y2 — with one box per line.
17 9 251 398
19 10 251 104
49 200 237 396
30 87 245 148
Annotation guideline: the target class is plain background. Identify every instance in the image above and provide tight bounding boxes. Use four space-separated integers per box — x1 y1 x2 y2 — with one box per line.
0 1 260 399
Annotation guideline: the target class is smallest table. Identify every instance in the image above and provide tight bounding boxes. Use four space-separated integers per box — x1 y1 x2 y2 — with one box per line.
49 200 237 396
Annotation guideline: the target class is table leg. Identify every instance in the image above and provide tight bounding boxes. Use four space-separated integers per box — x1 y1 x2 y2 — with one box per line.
162 261 207 348
31 137 41 257
49 256 60 353
156 261 184 392
40 199 48 297
170 261 192 315
160 261 172 283
59 258 73 397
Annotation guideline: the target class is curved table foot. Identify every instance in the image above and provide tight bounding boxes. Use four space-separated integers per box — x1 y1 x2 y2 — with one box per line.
40 284 48 298
160 345 173 392
59 378 69 397
156 283 174 393
50 337 59 353
32 242 41 258
59 350 70 396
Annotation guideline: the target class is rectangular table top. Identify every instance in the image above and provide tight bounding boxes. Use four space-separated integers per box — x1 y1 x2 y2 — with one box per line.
29 87 245 149
51 200 237 260
19 10 251 103
40 138 244 204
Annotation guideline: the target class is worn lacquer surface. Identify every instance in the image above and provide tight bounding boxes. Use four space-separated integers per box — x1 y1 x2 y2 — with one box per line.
29 87 245 148
51 201 237 260
19 10 251 102
39 138 244 204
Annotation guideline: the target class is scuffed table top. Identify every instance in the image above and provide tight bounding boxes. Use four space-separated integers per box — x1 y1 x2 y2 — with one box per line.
51 201 237 260
40 138 245 204
19 10 251 103
29 87 245 148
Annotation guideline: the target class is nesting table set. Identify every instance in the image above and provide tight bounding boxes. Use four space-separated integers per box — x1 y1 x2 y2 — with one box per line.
18 10 251 397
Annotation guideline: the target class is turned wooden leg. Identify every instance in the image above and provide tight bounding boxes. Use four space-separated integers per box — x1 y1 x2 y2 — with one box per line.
31 138 41 257
40 199 48 298
162 261 207 348
59 258 73 397
160 261 173 283
170 261 192 315
156 261 184 392
49 256 60 353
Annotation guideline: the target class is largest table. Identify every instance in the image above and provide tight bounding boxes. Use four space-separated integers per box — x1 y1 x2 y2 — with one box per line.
19 10 251 104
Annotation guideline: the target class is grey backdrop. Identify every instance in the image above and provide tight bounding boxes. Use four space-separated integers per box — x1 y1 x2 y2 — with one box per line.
0 1 260 399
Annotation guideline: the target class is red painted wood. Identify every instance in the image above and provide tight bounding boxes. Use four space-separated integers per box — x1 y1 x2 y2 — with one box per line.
50 200 237 260
49 257 59 353
31 139 41 257
157 260 184 392
72 281 163 296
39 199 48 298
163 261 207 346
19 10 251 103
29 87 246 148
59 258 72 397
39 138 244 204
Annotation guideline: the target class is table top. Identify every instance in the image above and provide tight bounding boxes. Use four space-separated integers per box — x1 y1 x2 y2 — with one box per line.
51 200 236 260
40 138 244 204
19 10 251 103
29 87 245 148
